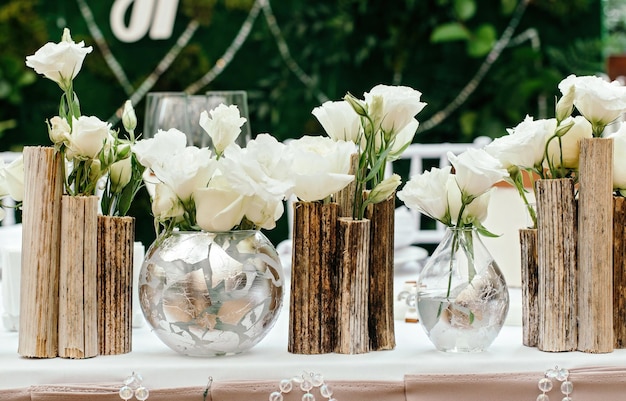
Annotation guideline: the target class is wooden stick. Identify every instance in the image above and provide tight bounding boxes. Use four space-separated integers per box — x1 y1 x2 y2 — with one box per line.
336 217 370 354
97 215 135 355
536 178 577 352
366 193 395 351
519 228 538 347
58 195 99 359
577 138 614 353
614 196 626 348
18 147 63 358
288 201 338 354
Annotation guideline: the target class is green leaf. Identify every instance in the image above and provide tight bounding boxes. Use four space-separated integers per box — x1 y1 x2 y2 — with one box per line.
454 0 476 21
501 0 516 14
430 22 471 43
467 24 496 57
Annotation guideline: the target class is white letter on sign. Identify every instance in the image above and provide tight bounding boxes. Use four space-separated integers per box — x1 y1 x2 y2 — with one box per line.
110 0 179 42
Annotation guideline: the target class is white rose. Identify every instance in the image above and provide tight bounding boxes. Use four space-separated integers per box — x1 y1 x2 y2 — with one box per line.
66 116 112 160
609 124 626 191
397 166 452 224
312 100 363 145
47 116 71 146
151 182 184 221
558 74 626 136
199 104 246 156
546 116 592 169
287 135 355 201
194 185 246 232
364 84 427 136
109 156 133 193
25 28 93 91
151 146 216 205
4 156 24 202
448 148 508 199
133 128 188 170
486 116 555 169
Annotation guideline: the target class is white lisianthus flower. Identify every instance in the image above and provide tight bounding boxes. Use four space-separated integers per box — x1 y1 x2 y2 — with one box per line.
25 28 93 91
448 148 508 199
122 100 137 134
545 115 592 169
109 156 133 194
312 100 362 145
133 128 188 170
194 182 246 232
486 116 555 169
363 84 427 137
287 135 355 202
3 156 24 202
447 176 491 226
386 119 419 162
199 104 246 156
150 146 216 205
66 116 112 160
47 116 71 147
368 174 401 204
151 182 185 221
397 166 453 225
558 74 626 136
608 123 626 192
242 193 284 230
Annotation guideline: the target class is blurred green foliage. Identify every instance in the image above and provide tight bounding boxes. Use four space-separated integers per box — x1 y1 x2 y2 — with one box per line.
0 0 606 245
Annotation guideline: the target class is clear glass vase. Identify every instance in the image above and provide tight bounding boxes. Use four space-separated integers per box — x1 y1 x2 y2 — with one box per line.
417 227 509 352
138 230 284 356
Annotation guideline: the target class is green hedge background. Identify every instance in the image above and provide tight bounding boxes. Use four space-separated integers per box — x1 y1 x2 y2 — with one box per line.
0 0 608 246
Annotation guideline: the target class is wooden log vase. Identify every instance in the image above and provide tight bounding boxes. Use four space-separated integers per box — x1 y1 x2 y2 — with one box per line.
614 196 626 349
519 228 539 348
288 201 338 354
97 215 135 355
18 147 63 358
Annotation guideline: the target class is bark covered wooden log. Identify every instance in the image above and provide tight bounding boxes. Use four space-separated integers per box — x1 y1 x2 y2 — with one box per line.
18 147 63 358
577 138 614 353
288 201 338 354
335 152 359 218
336 217 370 354
366 193 395 351
58 195 99 359
536 178 577 352
519 228 538 348
97 215 135 355
614 196 626 348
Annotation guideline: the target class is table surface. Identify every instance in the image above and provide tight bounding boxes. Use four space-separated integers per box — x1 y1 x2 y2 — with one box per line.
2 269 626 392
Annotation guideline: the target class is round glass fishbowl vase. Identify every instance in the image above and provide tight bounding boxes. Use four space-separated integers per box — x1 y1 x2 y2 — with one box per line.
138 230 284 356
417 227 509 353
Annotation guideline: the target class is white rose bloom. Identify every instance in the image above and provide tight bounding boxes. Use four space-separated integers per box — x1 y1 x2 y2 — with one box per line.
609 123 626 191
199 104 246 155
25 28 93 91
194 184 246 232
546 116 592 169
287 135 355 202
151 146 216 205
133 128 188 170
66 116 112 160
486 116 555 169
364 84 427 136
151 182 184 221
397 166 452 224
47 116 71 146
448 148 508 198
109 156 133 193
312 100 362 145
4 156 24 202
558 74 626 135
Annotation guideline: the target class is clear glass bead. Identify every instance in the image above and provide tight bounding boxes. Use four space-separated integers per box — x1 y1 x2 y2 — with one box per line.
538 378 553 392
279 379 293 393
301 379 313 392
311 373 324 387
292 375 304 384
545 369 557 379
556 369 569 382
119 385 134 400
125 372 143 387
135 386 150 401
269 391 284 401
302 393 315 401
536 394 550 401
560 380 573 394
320 384 333 398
